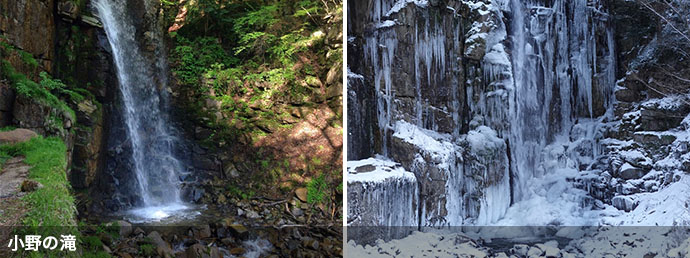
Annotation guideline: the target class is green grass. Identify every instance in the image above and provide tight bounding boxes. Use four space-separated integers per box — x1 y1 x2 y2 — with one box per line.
306 173 328 205
9 137 76 227
0 136 80 257
0 149 10 171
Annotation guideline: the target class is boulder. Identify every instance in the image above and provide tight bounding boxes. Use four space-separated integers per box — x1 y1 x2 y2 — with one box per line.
113 220 132 238
612 195 638 212
227 224 249 239
638 98 690 131
615 87 642 102
527 246 544 257
194 224 212 239
511 244 530 257
0 128 37 144
185 243 220 258
633 132 676 146
619 163 647 180
537 241 560 258
146 231 173 258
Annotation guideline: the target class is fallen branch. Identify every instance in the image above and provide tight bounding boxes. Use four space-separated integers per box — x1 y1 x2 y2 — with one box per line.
259 199 287 207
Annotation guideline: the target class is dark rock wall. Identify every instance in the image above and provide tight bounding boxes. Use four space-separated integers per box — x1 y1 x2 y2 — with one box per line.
0 0 118 211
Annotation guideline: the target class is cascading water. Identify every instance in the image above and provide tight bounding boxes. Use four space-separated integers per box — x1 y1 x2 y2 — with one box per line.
505 0 616 210
94 0 190 220
349 0 618 229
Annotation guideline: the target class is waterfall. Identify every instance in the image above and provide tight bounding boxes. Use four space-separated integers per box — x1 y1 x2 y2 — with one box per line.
505 0 616 207
349 0 618 228
94 0 187 215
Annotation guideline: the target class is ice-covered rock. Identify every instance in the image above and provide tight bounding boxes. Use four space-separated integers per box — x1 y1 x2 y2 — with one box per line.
611 195 638 212
639 96 690 131
618 162 646 180
347 157 419 242
389 121 510 226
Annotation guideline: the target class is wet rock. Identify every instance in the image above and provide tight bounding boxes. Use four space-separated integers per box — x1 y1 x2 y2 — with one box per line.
193 155 218 171
192 188 205 202
147 231 173 257
195 225 212 239
227 224 249 239
113 220 132 238
185 243 212 258
230 247 246 255
220 238 233 245
0 128 37 144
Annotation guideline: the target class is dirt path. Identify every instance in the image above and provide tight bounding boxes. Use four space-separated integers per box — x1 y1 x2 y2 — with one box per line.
0 156 30 256
0 157 29 198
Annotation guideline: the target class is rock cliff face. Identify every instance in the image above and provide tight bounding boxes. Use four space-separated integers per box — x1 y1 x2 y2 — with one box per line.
1 0 127 211
0 0 55 76
0 0 107 190
348 0 516 228
348 0 690 233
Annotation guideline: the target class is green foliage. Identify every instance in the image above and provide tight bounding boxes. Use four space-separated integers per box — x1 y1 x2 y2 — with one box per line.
306 173 328 204
0 61 77 120
82 236 103 249
294 0 322 18
171 36 235 86
0 148 10 171
226 185 255 200
168 0 342 194
0 40 38 68
139 244 155 256
232 4 279 35
0 126 16 132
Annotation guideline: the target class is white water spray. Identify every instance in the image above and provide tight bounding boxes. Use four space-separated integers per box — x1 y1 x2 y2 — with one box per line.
94 0 188 220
